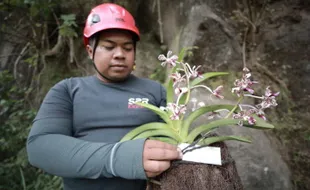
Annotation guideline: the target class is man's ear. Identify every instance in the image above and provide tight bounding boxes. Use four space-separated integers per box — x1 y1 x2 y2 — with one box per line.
86 45 93 59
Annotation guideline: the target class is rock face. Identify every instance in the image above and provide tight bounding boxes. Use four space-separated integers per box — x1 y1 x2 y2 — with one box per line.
216 126 291 190
132 0 310 189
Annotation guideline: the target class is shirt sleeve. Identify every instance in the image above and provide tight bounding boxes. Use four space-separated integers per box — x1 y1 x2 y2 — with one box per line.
26 79 147 180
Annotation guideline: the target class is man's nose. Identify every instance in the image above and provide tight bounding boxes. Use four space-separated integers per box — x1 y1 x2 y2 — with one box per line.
113 47 125 59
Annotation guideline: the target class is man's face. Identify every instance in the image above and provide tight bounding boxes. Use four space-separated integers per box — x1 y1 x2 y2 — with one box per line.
87 30 135 83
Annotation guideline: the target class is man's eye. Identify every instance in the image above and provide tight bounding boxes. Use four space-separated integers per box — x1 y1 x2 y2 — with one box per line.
123 46 133 51
104 46 114 50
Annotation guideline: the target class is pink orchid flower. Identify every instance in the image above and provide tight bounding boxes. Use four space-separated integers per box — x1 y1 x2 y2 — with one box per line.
233 109 257 126
158 51 178 67
175 87 188 96
167 103 187 120
186 64 203 79
256 86 280 110
170 72 185 87
212 85 224 99
232 68 258 96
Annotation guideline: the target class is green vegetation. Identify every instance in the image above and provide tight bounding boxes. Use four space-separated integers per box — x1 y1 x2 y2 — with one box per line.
0 1 81 189
0 70 63 190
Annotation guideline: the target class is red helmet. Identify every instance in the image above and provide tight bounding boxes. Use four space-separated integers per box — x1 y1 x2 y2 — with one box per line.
83 3 140 46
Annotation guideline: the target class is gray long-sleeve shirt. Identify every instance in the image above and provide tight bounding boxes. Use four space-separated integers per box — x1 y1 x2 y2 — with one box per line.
27 75 166 190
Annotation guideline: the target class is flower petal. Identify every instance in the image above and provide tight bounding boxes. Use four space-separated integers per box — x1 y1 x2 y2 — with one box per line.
167 51 172 58
158 54 166 61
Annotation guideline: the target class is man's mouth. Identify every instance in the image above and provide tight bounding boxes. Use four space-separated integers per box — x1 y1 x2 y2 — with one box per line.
111 65 126 67
110 65 127 71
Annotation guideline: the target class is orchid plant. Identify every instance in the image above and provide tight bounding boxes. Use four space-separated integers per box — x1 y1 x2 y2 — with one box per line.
120 48 278 148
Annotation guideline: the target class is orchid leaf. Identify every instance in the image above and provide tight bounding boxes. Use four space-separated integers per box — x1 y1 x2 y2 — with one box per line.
177 46 198 62
177 91 190 105
171 119 182 131
186 119 241 143
187 116 274 143
149 137 178 145
120 122 170 142
245 115 274 129
197 135 252 145
181 104 236 138
166 66 179 103
132 129 181 142
190 72 229 87
134 102 172 125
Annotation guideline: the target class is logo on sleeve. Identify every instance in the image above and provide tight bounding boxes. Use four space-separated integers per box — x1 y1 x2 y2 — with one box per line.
128 98 149 109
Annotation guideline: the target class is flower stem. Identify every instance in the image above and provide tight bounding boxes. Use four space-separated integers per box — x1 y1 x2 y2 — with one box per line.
225 96 243 118
191 85 213 93
244 94 263 99
239 104 257 110
183 62 191 105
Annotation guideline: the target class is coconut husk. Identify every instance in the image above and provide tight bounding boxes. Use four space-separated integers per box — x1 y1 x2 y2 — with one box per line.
146 139 243 190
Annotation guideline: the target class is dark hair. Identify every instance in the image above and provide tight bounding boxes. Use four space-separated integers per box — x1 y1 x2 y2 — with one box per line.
88 30 138 49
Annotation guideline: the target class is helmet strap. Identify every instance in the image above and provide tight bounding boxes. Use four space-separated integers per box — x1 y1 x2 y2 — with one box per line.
90 32 136 83
91 35 117 82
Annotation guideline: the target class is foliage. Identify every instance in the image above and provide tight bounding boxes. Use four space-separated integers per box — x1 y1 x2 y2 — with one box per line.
0 71 34 153
1 0 82 186
59 14 78 38
0 70 63 190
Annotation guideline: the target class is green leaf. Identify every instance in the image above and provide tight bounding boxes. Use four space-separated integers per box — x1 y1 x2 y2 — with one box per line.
177 47 189 62
181 104 235 138
198 135 252 146
190 72 229 87
171 119 182 131
19 167 26 190
248 115 275 129
186 115 274 143
132 129 181 142
134 102 172 125
166 66 179 103
149 137 178 145
186 119 241 143
120 122 170 142
177 91 190 105
178 46 198 62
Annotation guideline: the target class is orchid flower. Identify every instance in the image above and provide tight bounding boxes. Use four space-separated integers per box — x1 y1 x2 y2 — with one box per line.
212 85 224 99
170 72 185 87
158 51 179 67
175 87 188 96
233 109 257 126
166 103 187 120
232 67 258 96
185 64 203 79
259 86 280 109
255 108 267 120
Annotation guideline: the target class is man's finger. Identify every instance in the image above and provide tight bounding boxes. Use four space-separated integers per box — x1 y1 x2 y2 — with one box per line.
145 140 178 151
144 147 182 160
144 160 170 174
145 171 162 178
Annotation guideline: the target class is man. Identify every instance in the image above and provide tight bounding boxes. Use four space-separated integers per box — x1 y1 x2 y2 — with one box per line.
26 3 182 190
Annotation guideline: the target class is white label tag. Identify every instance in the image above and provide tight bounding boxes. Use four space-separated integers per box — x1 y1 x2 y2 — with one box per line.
178 143 222 165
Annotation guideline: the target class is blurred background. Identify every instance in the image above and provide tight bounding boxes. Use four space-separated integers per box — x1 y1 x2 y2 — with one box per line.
0 0 309 189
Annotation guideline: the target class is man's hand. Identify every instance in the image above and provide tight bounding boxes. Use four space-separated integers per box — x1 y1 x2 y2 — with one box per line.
143 140 183 178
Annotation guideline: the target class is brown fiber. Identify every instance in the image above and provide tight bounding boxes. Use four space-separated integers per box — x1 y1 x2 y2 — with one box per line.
146 140 243 190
